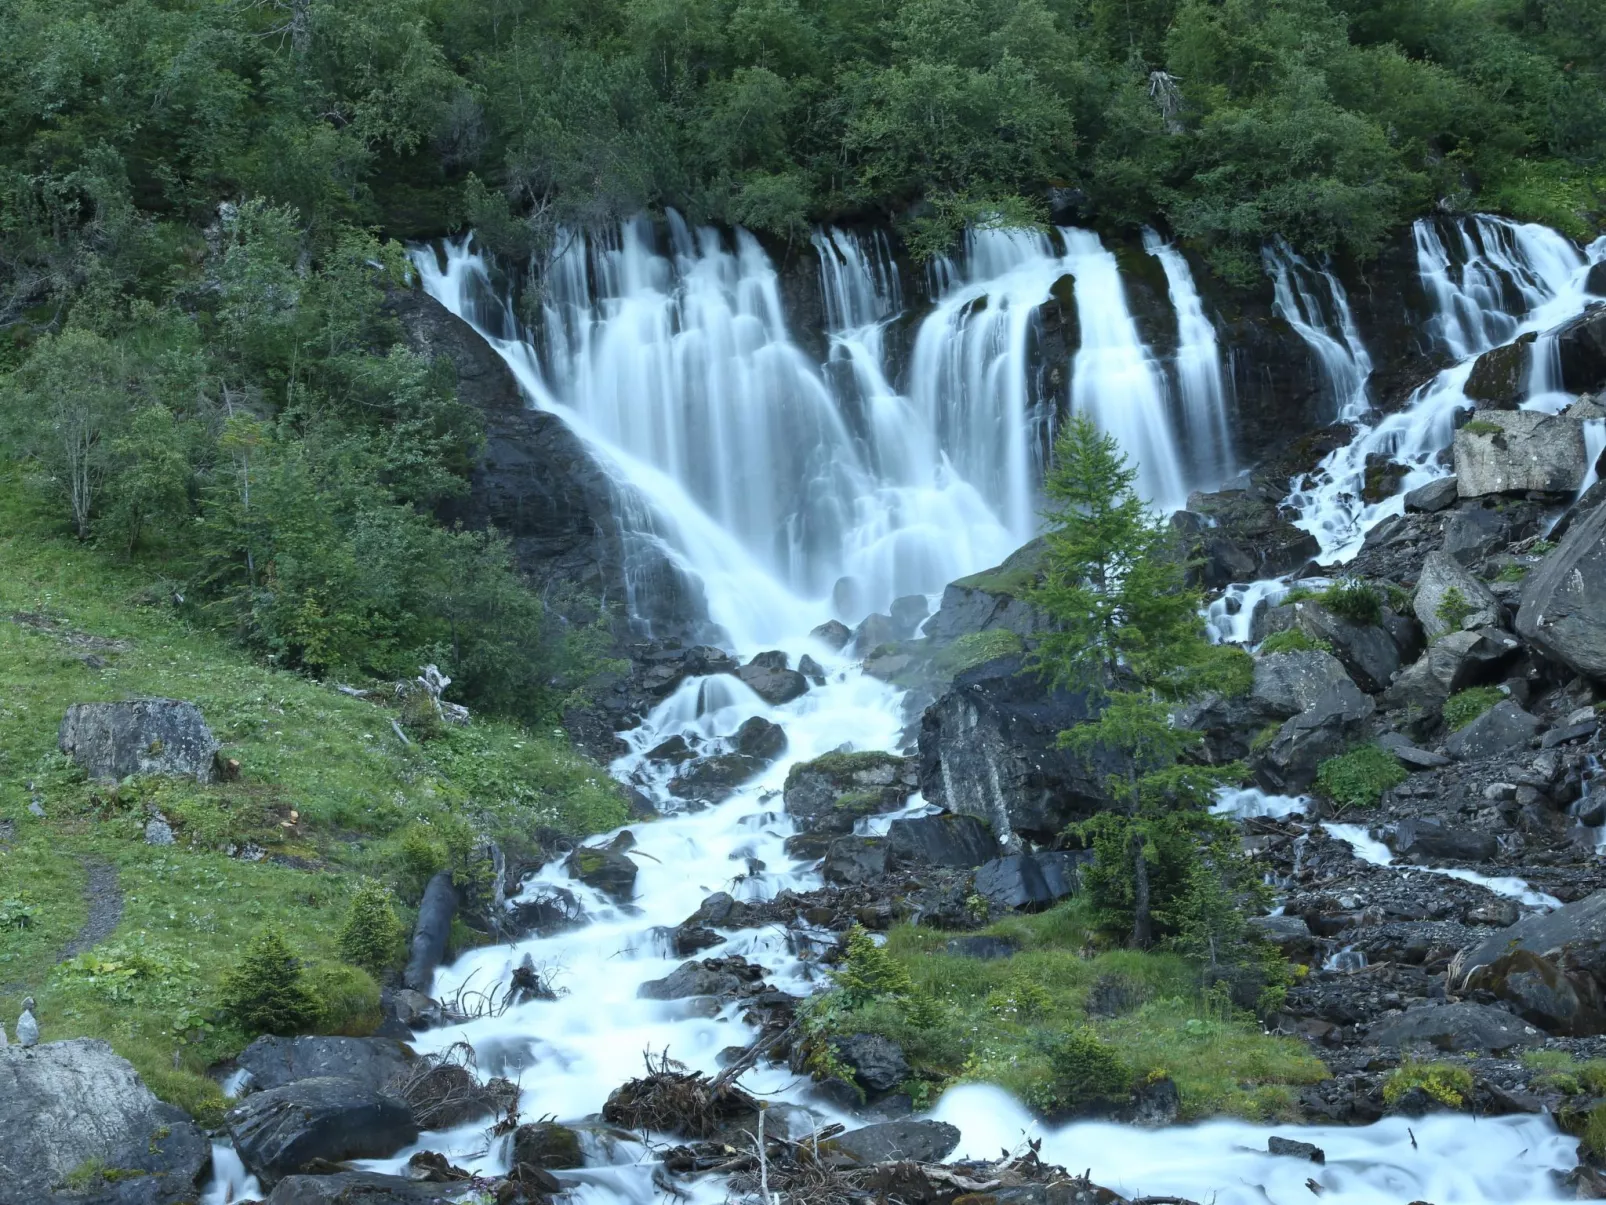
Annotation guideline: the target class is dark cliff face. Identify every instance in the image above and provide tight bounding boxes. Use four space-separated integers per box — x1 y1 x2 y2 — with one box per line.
391 288 711 639
1340 220 1442 408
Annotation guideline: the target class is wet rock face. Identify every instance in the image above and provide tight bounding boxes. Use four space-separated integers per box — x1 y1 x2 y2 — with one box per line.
234 1036 415 1096
1553 305 1606 395
1453 410 1588 499
565 845 638 902
918 653 1117 843
265 1171 470 1204
58 699 219 783
0 1039 212 1205
226 1076 419 1186
512 1121 585 1170
1172 487 1320 586
1517 498 1606 680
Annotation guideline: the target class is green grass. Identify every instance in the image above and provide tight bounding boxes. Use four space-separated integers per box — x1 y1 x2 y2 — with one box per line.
0 469 627 1120
1257 629 1332 655
1495 563 1530 583
932 629 1024 676
805 901 1326 1122
1315 744 1407 809
1443 686 1504 732
1316 579 1383 626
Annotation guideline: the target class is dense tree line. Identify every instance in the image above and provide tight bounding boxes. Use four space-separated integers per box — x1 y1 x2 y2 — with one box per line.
0 0 1601 716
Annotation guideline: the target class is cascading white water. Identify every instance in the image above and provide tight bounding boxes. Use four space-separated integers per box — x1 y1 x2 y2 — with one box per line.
1288 216 1603 562
1144 228 1234 489
1263 237 1373 421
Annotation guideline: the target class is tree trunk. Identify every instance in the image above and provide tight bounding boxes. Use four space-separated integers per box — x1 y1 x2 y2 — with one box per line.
1131 833 1153 949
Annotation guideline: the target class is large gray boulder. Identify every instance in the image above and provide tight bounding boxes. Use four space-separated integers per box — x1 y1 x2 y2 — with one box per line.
973 851 1091 911
922 540 1052 643
885 814 999 869
826 1120 961 1166
0 1039 211 1205
1454 410 1587 498
1451 889 1606 989
1251 651 1358 720
1444 699 1541 760
637 961 741 1001
235 1036 415 1096
821 836 889 886
1516 499 1606 680
917 654 1120 843
267 1171 473 1204
735 654 809 705
1370 1002 1543 1054
783 752 914 835
58 699 219 783
226 1076 418 1186
1292 604 1400 694
1385 628 1522 708
1388 818 1498 863
1413 552 1501 641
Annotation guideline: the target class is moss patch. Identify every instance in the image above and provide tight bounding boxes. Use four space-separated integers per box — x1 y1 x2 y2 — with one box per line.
1383 1060 1473 1109
1315 744 1406 809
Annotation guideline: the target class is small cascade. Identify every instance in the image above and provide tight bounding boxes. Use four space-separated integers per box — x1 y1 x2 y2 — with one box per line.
1324 823 1560 909
1062 228 1188 511
1205 580 1290 645
1144 229 1234 489
1324 944 1368 973
1287 216 1602 563
1263 237 1373 421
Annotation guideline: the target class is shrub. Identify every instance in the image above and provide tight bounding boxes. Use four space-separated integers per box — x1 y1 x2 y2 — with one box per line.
1582 1103 1606 1163
1315 745 1406 809
1435 586 1477 634
219 930 323 1036
1443 687 1503 731
338 879 405 978
1258 629 1331 655
398 824 447 885
1317 579 1382 626
305 962 381 1036
833 925 915 1004
1495 563 1529 583
1027 1028 1132 1118
1383 1061 1473 1109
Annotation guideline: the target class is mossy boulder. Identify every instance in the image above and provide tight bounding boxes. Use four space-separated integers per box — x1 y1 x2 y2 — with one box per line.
783 751 915 834
564 846 637 902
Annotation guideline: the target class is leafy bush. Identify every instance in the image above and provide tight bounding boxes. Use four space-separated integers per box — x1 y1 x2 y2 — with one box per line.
0 895 35 930
1258 629 1331 655
1443 687 1503 731
1383 1061 1473 1109
1315 745 1406 809
1317 579 1382 626
337 879 405 978
218 930 323 1036
1026 1028 1132 1118
305 962 381 1036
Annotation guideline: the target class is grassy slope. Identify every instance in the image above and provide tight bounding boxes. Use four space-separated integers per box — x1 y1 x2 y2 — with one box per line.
821 904 1327 1121
0 471 627 1123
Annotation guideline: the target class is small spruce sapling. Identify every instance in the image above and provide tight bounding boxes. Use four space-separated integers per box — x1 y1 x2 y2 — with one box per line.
220 930 323 1036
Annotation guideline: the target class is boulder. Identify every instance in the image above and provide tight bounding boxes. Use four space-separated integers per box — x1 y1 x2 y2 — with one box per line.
1254 684 1376 793
1247 915 1314 956
1553 305 1606 394
821 836 889 886
736 657 808 705
267 1172 473 1204
798 654 826 685
226 1076 418 1186
1463 338 1531 409
1251 651 1360 720
1171 488 1319 582
918 653 1120 843
852 614 897 655
1444 699 1541 760
1369 1001 1543 1053
922 540 1052 644
1292 604 1400 693
669 753 766 803
1454 410 1587 498
637 961 742 1001
831 1033 910 1097
1404 477 1459 513
885 814 1000 869
826 1120 961 1166
1441 505 1510 566
1385 628 1522 708
403 871 457 993
1516 499 1606 680
973 852 1091 911
512 1121 585 1170
1389 818 1498 863
783 752 914 835
57 699 219 783
890 595 931 639
1413 552 1501 642
1267 1137 1326 1164
1466 950 1605 1036
732 717 787 762
811 620 852 651
565 846 638 902
1452 889 1606 988
234 1036 415 1096
0 1039 211 1205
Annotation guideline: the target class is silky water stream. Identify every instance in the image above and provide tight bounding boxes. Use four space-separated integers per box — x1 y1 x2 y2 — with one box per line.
205 214 1606 1203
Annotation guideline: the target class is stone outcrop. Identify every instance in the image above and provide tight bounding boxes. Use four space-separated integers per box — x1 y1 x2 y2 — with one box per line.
1516 498 1606 680
58 699 219 783
1453 410 1587 498
921 540 1051 644
1413 552 1501 642
234 1036 415 1096
0 1039 211 1204
783 752 915 835
226 1076 418 1186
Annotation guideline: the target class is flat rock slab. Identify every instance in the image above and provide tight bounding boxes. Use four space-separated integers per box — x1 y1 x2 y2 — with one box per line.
226 1075 418 1185
1453 889 1606 988
826 1120 961 1166
234 1036 415 1096
58 699 219 783
0 1038 211 1205
1369 1001 1543 1053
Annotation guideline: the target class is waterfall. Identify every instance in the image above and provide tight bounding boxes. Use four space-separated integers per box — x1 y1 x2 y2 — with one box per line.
1288 216 1602 562
1144 229 1234 490
1263 237 1373 420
